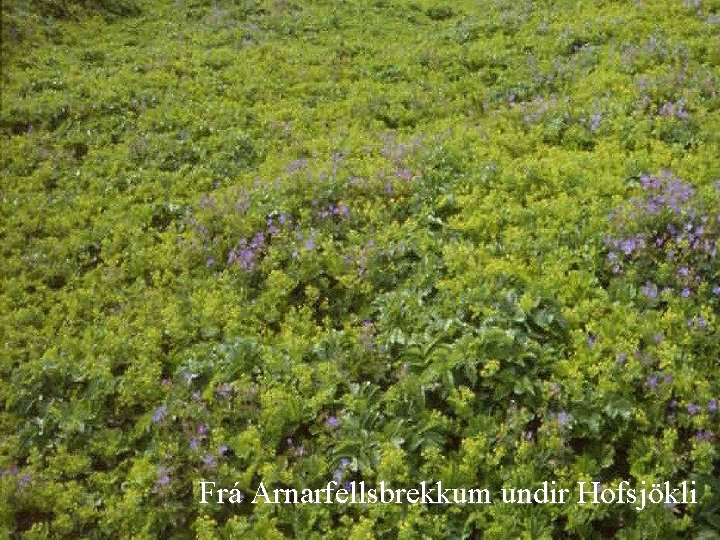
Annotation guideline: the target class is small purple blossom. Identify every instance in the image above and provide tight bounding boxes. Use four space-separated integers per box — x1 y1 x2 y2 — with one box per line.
153 467 170 492
152 405 167 424
646 375 659 390
708 399 718 413
202 454 217 468
325 416 340 428
555 411 571 427
217 383 232 397
695 430 713 442
642 282 658 299
687 403 700 416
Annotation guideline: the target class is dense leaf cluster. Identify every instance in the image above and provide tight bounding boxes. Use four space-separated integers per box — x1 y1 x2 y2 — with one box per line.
2 0 720 537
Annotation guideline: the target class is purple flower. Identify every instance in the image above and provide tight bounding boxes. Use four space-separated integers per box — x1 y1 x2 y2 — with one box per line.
642 282 658 299
218 444 229 456
396 168 413 180
687 403 700 415
663 374 673 384
153 467 170 492
695 430 713 442
652 332 663 345
646 375 658 389
18 473 31 488
555 412 571 427
587 332 596 347
708 399 718 413
713 285 720 295
250 232 265 249
197 424 208 435
616 353 627 364
202 454 217 468
333 469 344 482
590 113 602 132
325 416 340 428
286 157 308 173
206 257 216 267
189 437 201 450
152 405 167 424
681 288 692 298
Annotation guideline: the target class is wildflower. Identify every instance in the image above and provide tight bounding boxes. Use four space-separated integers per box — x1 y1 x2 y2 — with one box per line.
153 467 170 492
152 405 167 424
555 411 571 427
18 474 31 488
326 416 340 428
642 282 658 299
708 399 718 413
197 424 208 435
590 113 602 132
695 431 713 442
680 288 691 298
652 333 663 345
218 445 229 456
646 375 658 389
189 437 201 450
587 332 596 347
202 454 217 468
687 403 700 415
206 257 216 267
396 168 413 180
286 157 308 173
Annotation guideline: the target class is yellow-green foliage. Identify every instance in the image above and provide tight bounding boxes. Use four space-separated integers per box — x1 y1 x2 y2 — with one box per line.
1 0 720 537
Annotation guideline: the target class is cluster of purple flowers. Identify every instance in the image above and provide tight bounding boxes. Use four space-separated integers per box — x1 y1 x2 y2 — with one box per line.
153 467 171 493
658 100 690 120
316 202 350 221
605 172 719 298
646 372 673 390
226 213 293 271
332 458 351 483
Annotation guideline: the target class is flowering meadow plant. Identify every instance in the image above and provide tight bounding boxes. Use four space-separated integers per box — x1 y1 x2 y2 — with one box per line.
2 0 720 537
